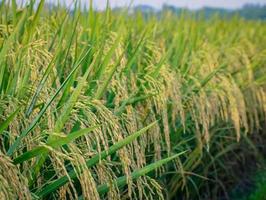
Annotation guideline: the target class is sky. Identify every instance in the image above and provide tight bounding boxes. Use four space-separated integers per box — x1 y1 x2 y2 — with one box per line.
59 0 266 10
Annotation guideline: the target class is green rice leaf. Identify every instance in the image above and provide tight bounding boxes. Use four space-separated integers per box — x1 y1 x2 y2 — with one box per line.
96 151 187 196
0 108 20 135
13 126 99 164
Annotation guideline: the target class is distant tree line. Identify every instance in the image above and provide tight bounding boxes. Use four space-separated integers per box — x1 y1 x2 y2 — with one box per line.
135 4 266 20
1 1 265 20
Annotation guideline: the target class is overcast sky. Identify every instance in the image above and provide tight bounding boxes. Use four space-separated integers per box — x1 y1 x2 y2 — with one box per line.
58 0 266 10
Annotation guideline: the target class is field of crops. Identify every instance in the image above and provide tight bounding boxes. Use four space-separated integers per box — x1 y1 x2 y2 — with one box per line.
0 1 266 200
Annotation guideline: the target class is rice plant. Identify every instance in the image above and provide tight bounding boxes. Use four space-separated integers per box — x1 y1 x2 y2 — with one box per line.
0 0 266 199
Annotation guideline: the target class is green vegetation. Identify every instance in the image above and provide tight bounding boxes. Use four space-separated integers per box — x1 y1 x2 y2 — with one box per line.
0 1 266 199
248 172 266 200
160 4 266 20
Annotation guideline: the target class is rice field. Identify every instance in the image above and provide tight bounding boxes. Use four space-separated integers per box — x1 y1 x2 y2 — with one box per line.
0 1 266 199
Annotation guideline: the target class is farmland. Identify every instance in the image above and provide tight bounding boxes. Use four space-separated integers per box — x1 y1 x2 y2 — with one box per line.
0 1 266 199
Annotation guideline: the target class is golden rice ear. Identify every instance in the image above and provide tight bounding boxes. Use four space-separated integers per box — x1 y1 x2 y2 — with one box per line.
0 151 31 200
